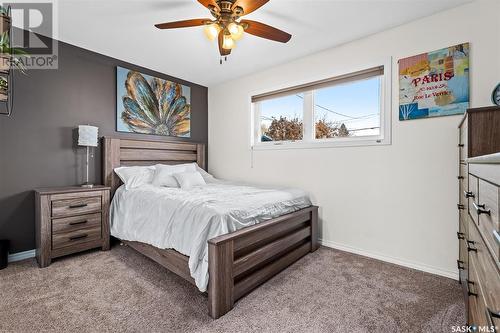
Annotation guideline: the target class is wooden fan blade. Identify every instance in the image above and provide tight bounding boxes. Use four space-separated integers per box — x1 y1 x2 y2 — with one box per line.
233 0 269 15
198 0 219 10
155 18 210 29
218 30 231 56
241 20 291 43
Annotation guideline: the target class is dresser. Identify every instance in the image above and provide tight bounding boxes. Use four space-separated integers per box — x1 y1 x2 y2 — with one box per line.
35 186 110 268
457 106 500 328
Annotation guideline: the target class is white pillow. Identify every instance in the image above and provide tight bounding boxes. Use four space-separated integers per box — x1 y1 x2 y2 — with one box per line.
114 166 155 190
152 164 189 187
195 164 215 182
175 162 215 182
173 171 206 189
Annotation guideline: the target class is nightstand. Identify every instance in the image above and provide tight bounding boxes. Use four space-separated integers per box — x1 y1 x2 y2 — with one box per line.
34 186 110 268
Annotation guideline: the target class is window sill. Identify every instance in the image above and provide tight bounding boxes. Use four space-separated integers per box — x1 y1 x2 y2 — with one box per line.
252 137 391 150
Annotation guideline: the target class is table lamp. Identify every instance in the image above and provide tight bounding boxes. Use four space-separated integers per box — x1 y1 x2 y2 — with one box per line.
78 125 98 188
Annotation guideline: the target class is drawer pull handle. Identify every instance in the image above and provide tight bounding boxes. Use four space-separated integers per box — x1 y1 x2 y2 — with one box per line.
69 220 88 226
457 204 465 210
466 279 477 297
463 191 475 199
458 144 464 147
457 232 465 240
69 234 88 241
472 202 491 216
486 308 500 329
456 260 464 270
457 176 464 180
467 240 477 252
69 203 88 209
493 230 500 246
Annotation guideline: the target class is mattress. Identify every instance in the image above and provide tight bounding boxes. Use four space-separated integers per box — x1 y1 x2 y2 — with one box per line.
110 181 312 292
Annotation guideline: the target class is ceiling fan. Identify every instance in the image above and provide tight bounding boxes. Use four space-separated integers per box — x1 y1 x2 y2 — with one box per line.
154 0 292 63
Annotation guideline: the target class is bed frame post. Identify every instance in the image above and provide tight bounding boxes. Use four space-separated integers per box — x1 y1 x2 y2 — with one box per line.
311 207 319 252
102 137 121 196
196 143 206 170
208 240 234 319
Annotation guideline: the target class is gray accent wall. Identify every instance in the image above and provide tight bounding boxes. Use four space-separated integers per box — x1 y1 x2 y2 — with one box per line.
0 36 208 253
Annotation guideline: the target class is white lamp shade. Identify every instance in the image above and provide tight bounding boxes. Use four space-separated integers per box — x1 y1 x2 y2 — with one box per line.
78 125 99 147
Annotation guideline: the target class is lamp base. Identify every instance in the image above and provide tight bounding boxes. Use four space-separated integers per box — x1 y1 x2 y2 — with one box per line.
81 182 94 188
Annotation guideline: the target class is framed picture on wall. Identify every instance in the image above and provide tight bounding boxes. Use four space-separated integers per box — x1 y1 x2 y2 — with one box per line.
116 66 191 137
399 43 470 121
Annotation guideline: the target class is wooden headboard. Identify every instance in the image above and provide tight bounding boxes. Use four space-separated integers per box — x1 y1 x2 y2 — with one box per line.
102 137 206 196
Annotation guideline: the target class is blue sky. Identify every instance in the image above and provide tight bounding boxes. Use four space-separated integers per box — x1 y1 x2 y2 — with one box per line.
260 77 381 136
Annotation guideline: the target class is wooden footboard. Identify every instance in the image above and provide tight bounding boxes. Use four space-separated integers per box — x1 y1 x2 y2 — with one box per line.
207 206 319 319
103 137 319 319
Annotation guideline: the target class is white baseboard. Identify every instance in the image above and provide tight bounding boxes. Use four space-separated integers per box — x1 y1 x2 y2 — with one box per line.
319 239 458 281
6 243 458 281
8 249 36 263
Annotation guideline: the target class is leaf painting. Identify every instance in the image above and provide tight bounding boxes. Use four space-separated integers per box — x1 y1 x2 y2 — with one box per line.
116 67 191 137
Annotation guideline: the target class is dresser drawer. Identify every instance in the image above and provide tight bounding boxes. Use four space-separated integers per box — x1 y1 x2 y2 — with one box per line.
468 259 488 327
459 164 469 207
459 147 467 164
459 122 468 159
476 179 500 261
52 213 101 234
469 256 500 330
458 216 468 267
460 164 468 182
468 174 479 225
52 196 101 218
459 121 467 148
52 224 102 250
459 211 469 235
468 221 500 310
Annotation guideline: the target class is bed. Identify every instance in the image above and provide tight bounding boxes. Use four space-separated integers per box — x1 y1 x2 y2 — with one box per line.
103 137 319 319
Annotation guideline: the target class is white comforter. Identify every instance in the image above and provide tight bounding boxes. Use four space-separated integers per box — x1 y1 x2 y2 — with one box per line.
110 181 311 292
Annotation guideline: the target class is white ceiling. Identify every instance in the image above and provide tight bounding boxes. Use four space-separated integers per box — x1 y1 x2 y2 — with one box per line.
51 0 469 86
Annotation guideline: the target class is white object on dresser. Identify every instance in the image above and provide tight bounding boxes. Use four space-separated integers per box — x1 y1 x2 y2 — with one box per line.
78 125 99 188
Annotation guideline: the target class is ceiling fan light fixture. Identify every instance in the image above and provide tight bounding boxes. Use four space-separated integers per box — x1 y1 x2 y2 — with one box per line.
204 23 221 41
228 22 244 41
155 0 291 59
222 33 236 49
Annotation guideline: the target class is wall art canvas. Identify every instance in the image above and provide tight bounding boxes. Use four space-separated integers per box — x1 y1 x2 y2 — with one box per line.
116 66 191 137
399 43 469 121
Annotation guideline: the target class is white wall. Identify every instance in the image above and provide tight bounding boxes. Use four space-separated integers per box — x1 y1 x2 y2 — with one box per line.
208 0 500 279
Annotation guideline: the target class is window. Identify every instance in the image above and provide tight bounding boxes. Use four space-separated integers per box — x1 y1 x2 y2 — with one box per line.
260 93 304 142
314 76 381 139
251 64 391 149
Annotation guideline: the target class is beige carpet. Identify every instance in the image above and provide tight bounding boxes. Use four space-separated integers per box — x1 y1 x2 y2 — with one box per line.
0 245 464 332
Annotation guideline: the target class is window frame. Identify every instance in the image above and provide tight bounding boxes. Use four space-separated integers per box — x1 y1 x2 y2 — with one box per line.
250 58 392 150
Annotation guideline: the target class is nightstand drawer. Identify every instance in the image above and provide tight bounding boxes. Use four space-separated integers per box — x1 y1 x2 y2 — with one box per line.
52 213 101 234
52 196 101 218
35 186 110 268
52 225 102 250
